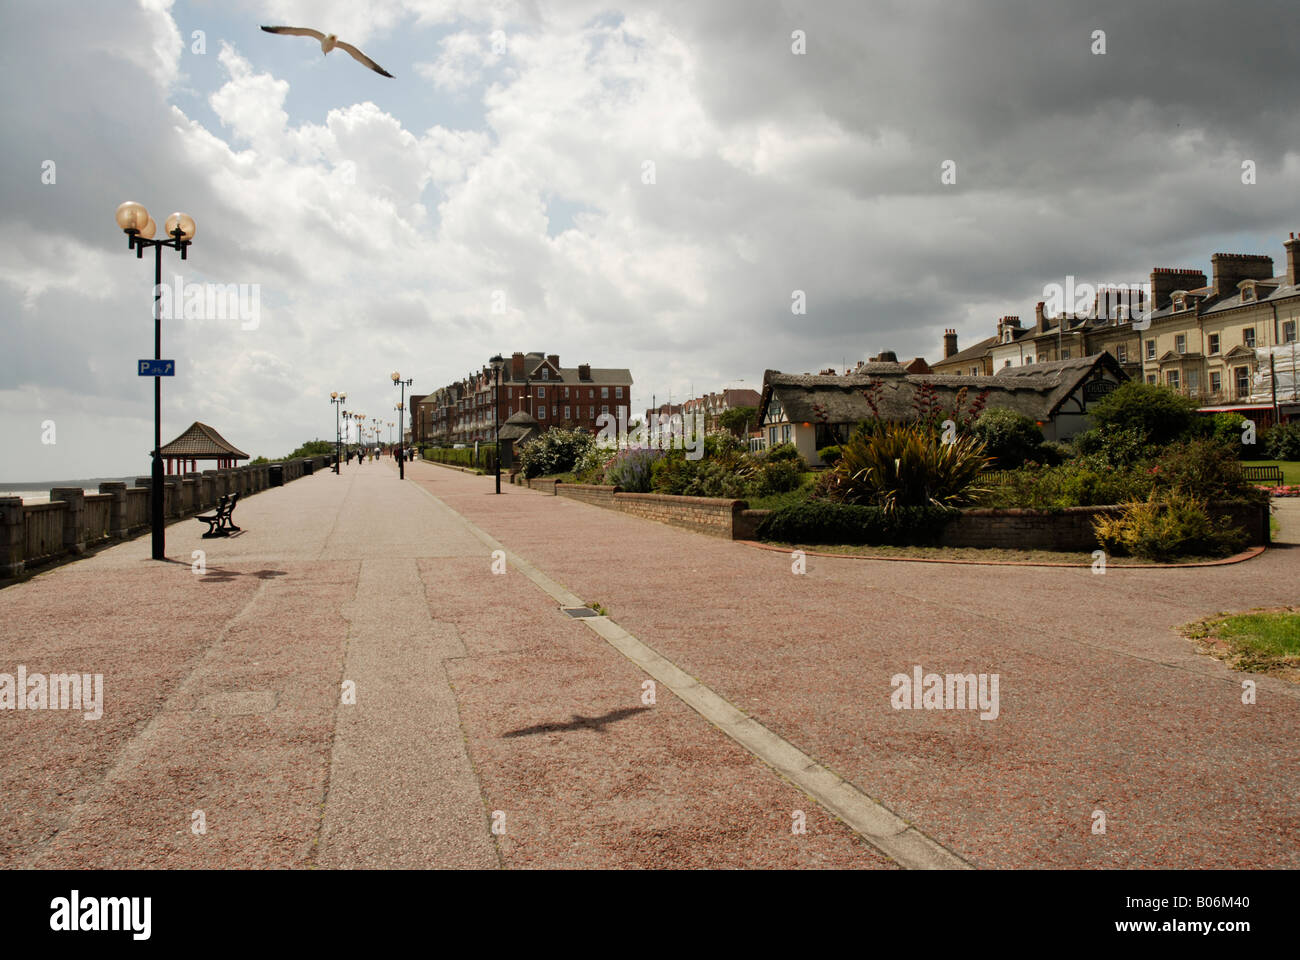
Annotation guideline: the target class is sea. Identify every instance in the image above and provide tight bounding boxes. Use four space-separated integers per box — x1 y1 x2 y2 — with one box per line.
0 477 137 504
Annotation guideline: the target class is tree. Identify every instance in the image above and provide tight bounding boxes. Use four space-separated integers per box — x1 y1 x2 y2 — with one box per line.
719 406 757 437
284 440 335 459
1088 381 1198 447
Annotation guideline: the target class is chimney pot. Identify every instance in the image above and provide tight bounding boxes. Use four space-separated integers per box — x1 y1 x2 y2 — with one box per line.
1286 233 1300 286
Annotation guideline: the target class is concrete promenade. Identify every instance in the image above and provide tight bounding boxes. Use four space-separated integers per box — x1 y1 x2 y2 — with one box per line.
1 457 1296 869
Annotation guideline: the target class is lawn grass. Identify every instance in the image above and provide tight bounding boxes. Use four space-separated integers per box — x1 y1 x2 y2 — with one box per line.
1242 460 1300 484
1183 608 1300 680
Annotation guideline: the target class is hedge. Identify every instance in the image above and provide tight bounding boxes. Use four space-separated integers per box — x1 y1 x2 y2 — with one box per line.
756 501 958 545
424 445 497 472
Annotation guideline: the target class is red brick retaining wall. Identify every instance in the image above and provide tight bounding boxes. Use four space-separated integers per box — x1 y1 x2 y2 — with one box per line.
556 483 619 507
738 502 1269 549
610 492 746 539
527 476 1270 550
942 502 1267 550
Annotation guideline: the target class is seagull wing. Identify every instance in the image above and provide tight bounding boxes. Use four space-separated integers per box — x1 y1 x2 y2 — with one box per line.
335 40 394 77
261 25 326 41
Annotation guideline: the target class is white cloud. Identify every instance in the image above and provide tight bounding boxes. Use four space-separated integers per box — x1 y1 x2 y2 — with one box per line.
2 0 1298 480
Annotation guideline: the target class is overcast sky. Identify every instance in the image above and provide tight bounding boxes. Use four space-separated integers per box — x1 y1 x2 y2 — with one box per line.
2 0 1297 481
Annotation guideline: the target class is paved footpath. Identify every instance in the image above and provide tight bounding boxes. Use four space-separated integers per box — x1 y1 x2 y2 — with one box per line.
1 459 1296 868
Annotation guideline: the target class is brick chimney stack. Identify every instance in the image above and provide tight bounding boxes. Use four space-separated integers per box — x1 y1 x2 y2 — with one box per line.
578 363 591 380
511 351 525 379
942 329 958 359
1149 268 1208 311
1035 301 1047 333
1210 253 1273 298
1285 232 1300 286
546 353 560 369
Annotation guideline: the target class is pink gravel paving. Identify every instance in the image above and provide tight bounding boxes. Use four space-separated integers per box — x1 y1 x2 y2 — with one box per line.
412 463 1300 869
0 461 888 869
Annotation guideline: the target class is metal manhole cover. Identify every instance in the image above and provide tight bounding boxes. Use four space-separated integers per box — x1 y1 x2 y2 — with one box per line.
562 607 599 618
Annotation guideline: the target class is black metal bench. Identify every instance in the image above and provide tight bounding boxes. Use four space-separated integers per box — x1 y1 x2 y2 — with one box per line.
197 493 241 537
1242 465 1284 484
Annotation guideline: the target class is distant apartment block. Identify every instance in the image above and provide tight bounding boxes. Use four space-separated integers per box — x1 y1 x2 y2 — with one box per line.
417 352 633 446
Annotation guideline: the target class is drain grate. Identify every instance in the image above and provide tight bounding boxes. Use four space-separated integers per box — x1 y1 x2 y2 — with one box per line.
561 607 600 618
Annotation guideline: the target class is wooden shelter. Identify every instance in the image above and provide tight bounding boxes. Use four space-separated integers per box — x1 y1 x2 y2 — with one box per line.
159 421 250 474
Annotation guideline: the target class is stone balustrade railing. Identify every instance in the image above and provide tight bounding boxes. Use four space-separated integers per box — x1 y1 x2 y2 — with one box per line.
0 455 335 577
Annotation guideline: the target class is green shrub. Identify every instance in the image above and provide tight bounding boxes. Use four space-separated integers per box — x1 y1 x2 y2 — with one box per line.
971 408 1044 468
1200 412 1252 457
704 431 748 461
518 428 595 479
1263 421 1300 460
573 442 612 482
1088 381 1199 446
1092 491 1247 560
1152 438 1266 504
757 501 957 545
974 461 1155 509
1070 425 1157 467
762 441 804 464
753 459 805 497
817 445 843 466
603 448 662 492
1036 441 1070 466
820 422 992 511
650 449 754 498
426 445 497 472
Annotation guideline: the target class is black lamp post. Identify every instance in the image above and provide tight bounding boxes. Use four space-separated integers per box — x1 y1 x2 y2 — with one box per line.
490 354 504 493
348 412 363 460
115 201 196 561
391 371 413 479
330 392 346 472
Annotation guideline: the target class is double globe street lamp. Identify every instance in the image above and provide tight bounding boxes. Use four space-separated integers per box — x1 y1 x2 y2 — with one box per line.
115 201 197 561
391 371 413 479
330 392 347 473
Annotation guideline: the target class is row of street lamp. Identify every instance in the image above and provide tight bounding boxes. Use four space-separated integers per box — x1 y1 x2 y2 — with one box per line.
116 199 432 562
328 391 405 470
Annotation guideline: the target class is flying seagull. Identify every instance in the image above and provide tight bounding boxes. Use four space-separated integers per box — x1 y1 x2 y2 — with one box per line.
260 26 394 77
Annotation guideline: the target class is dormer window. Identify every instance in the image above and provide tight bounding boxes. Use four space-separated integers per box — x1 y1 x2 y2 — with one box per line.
1241 286 1254 302
1173 294 1187 311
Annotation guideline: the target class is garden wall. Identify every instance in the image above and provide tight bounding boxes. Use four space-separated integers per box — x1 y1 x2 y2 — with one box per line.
611 492 745 539
555 483 619 508
505 474 1270 550
537 480 745 538
940 502 1268 550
